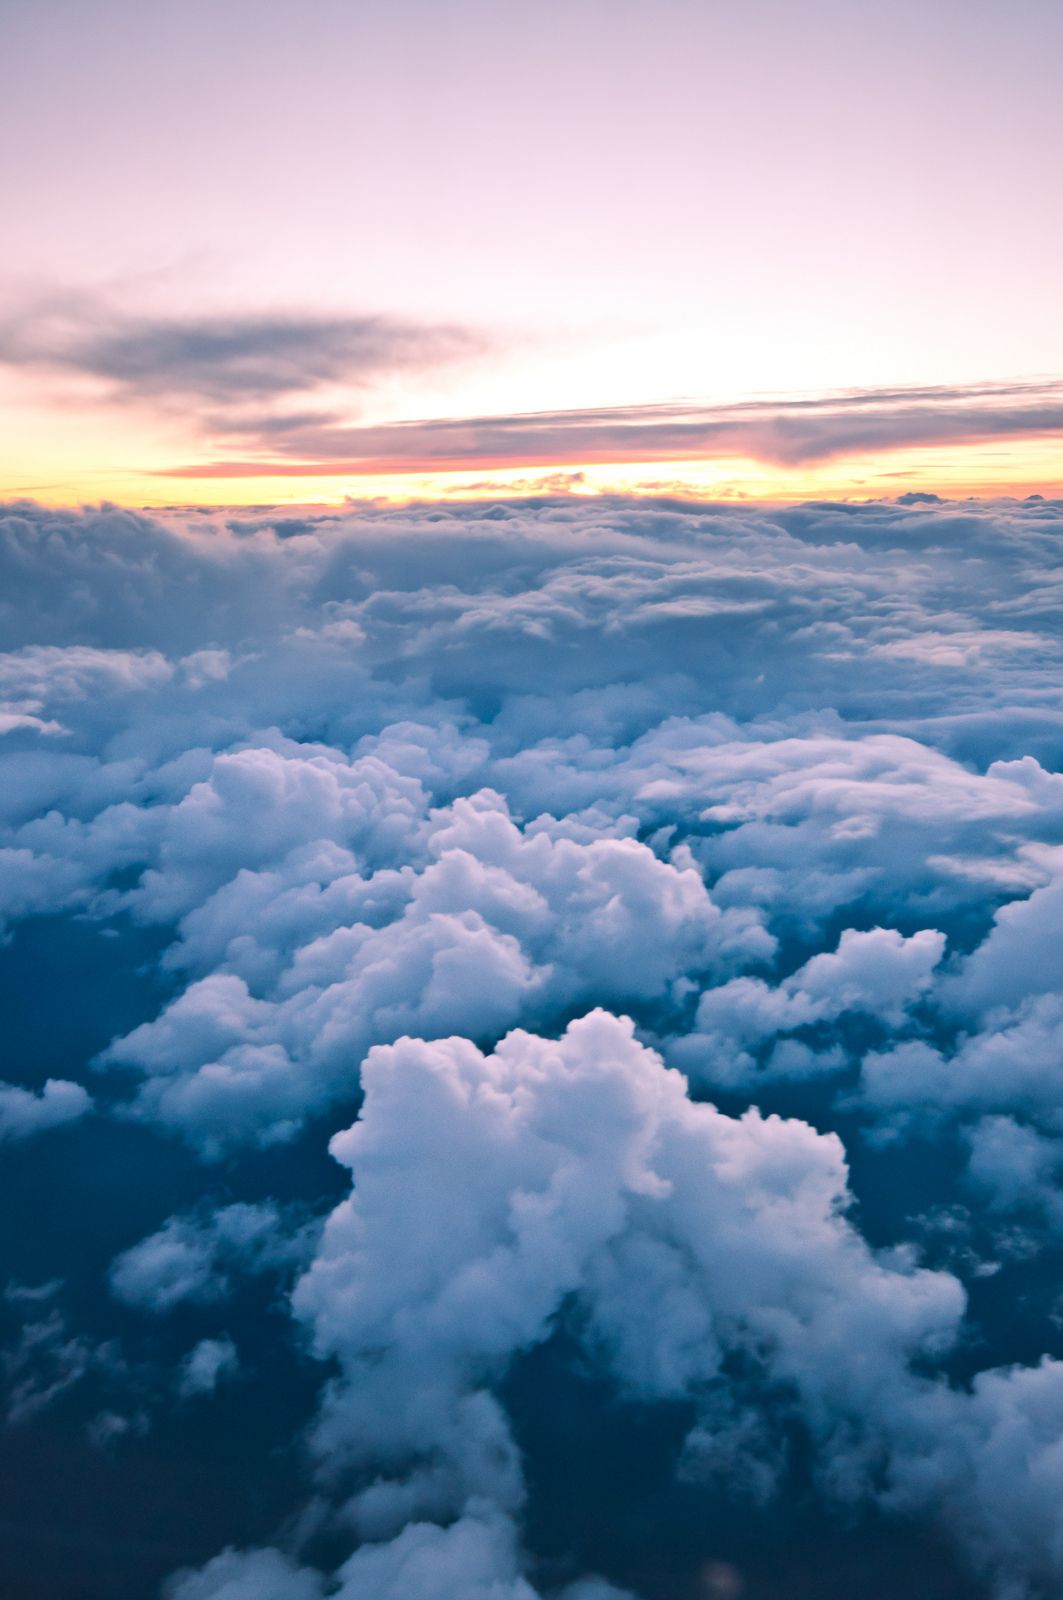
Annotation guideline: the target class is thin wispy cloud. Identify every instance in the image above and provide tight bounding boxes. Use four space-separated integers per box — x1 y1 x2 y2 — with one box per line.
156 377 1063 477
5 295 1059 487
0 296 483 408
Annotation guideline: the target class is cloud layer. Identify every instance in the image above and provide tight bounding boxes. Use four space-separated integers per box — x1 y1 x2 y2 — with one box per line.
4 492 1063 1599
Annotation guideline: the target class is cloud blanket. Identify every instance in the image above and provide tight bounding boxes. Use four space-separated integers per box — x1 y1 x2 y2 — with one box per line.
3 493 1063 1600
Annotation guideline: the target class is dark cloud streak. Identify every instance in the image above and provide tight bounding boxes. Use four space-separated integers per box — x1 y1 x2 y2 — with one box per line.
0 297 482 407
155 379 1063 477
2 291 1058 479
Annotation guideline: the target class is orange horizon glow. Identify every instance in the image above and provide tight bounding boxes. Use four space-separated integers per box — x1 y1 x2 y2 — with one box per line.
4 436 1061 511
4 359 1060 511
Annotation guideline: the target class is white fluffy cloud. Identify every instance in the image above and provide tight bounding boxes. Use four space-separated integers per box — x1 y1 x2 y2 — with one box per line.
856 994 1063 1145
277 1012 964 1592
92 786 770 1154
945 864 1063 1019
175 1005 1063 1597
672 926 944 1084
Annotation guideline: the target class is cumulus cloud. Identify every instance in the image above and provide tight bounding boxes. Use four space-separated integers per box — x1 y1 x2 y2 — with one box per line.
91 783 769 1154
672 926 944 1085
854 908 1063 1151
274 1012 962 1593
945 864 1063 1018
0 1078 90 1141
109 1201 316 1313
175 1007 1063 1598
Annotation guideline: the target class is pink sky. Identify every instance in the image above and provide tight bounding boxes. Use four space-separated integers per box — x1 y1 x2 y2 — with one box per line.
1 0 1061 502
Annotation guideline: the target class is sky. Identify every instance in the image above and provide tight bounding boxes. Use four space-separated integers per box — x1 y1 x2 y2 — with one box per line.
1 0 1061 504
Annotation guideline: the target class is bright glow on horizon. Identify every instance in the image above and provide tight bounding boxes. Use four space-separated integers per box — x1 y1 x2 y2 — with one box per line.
6 440 1060 511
